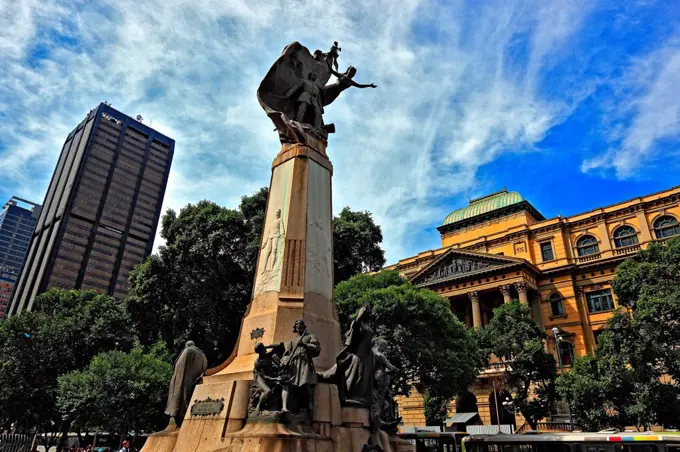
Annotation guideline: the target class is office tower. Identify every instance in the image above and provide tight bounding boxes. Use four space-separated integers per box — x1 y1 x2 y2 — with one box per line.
8 103 174 315
0 197 41 317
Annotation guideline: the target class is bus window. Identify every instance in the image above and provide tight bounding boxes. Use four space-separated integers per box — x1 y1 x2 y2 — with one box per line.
466 444 573 452
666 446 680 452
615 445 660 452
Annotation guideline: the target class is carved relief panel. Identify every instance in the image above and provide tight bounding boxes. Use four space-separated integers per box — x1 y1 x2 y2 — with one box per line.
253 159 294 296
420 254 502 284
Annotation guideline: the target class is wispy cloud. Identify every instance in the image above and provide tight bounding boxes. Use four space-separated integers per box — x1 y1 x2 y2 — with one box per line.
582 32 680 178
2 0 665 263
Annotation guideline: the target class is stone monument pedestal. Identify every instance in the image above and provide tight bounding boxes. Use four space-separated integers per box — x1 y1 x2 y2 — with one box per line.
140 42 412 452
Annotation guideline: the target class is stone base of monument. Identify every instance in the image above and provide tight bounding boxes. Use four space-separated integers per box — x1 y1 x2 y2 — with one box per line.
141 423 180 452
141 383 413 452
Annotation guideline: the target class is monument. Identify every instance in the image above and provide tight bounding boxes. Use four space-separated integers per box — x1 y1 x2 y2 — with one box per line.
141 42 412 452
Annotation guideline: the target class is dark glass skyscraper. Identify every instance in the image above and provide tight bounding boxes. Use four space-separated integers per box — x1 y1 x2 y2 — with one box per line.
8 103 174 315
0 197 41 318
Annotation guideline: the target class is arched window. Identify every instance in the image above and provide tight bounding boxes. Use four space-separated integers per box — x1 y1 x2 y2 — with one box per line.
549 292 564 316
576 235 599 256
653 215 680 239
558 341 574 367
612 225 639 248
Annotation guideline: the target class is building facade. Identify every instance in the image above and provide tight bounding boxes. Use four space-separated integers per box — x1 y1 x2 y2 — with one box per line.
0 198 41 318
8 103 174 315
389 186 680 429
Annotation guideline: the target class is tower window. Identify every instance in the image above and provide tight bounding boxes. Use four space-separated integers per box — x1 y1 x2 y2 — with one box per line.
558 341 574 367
576 235 599 256
540 241 555 262
653 215 680 239
612 225 639 248
549 292 565 316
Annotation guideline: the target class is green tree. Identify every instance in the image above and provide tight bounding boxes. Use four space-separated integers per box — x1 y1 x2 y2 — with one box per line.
0 289 134 432
127 188 386 364
58 343 173 437
126 195 261 364
556 355 619 431
333 207 386 285
478 301 557 430
334 271 482 420
558 238 680 431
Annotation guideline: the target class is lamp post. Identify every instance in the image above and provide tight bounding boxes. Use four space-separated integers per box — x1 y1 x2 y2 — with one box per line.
552 327 574 431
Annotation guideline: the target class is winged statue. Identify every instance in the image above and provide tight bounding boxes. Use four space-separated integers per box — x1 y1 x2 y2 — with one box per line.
257 41 376 144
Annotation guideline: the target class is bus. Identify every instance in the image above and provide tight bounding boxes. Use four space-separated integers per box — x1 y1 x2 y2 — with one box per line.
461 432 680 452
397 432 470 452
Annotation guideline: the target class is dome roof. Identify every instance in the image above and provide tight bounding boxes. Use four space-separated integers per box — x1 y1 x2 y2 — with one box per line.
442 189 524 226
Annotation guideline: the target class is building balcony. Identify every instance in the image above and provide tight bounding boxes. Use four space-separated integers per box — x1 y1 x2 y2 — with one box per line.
614 244 641 256
577 252 601 263
480 356 512 377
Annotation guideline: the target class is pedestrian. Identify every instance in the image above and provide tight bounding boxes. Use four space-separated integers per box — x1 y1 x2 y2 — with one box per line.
118 440 130 452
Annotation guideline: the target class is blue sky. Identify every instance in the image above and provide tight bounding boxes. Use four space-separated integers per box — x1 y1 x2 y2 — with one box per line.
1 0 679 264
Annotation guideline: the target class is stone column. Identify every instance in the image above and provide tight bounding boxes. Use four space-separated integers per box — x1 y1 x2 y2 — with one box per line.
208 141 342 380
469 291 482 329
515 281 528 304
500 284 512 304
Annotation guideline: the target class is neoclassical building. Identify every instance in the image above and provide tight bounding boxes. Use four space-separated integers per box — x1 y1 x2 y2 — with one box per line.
389 185 680 429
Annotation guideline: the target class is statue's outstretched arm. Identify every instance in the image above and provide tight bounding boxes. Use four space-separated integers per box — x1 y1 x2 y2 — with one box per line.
328 67 377 89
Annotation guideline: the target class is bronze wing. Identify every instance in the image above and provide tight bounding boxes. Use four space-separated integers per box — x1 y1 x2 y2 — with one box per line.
257 42 331 141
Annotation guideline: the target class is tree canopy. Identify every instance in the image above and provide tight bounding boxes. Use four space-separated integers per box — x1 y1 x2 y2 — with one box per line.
0 289 135 432
558 238 680 430
333 207 386 285
478 301 557 430
58 343 173 436
127 188 385 365
334 271 482 424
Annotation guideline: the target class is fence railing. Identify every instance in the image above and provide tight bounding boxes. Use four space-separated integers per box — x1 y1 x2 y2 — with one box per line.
515 421 573 434
0 433 33 452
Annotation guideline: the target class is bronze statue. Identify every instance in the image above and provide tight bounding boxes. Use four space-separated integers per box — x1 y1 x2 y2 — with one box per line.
325 41 341 71
371 338 401 430
165 341 208 426
280 319 321 414
257 41 377 144
322 305 374 406
250 342 286 414
285 72 324 129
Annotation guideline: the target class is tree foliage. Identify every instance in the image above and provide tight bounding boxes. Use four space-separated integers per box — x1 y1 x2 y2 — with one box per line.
333 207 386 285
478 301 557 430
126 193 265 364
558 238 680 430
127 188 385 365
0 290 134 432
58 343 173 436
334 271 482 413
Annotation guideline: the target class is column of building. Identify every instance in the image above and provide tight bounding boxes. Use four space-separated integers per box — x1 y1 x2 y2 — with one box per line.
466 281 530 328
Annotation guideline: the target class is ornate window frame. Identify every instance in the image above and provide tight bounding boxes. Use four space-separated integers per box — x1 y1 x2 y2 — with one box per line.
611 224 640 248
548 291 565 318
575 233 600 257
652 214 680 240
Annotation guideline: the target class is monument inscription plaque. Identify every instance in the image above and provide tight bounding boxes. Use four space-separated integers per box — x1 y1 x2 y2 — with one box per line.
190 397 225 417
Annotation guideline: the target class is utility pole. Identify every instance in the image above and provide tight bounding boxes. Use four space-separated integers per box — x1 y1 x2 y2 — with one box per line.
552 327 574 431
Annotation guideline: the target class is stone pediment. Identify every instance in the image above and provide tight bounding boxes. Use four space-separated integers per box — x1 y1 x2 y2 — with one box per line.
410 250 523 286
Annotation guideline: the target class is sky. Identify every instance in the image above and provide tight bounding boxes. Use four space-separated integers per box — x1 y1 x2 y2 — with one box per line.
1 0 680 265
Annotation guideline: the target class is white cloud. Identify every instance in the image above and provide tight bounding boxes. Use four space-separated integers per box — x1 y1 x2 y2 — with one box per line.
0 0 594 263
582 33 680 178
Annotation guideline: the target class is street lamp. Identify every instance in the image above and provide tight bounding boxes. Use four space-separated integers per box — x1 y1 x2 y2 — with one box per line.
552 327 574 431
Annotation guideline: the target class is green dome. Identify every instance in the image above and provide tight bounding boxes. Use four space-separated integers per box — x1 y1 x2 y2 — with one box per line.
442 189 524 226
